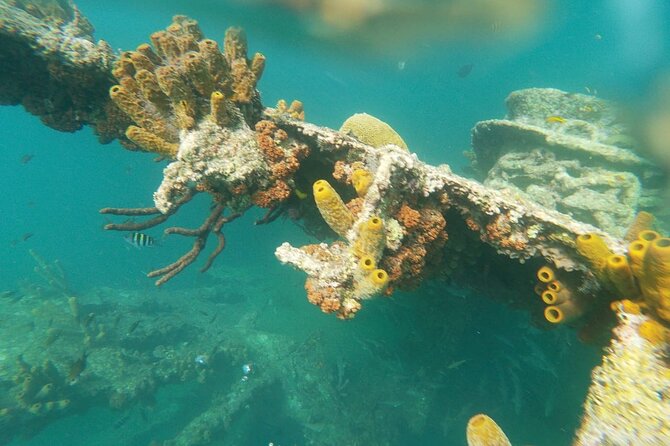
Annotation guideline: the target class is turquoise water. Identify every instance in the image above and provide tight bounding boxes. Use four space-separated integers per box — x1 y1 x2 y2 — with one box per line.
1 1 669 445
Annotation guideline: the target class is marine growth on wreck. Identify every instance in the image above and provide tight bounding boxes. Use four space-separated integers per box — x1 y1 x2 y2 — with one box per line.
1 1 669 445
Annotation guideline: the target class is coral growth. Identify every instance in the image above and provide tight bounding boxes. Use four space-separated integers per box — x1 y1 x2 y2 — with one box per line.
340 112 408 150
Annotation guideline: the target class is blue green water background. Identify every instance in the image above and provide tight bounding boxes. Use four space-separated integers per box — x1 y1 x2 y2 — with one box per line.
1 0 669 444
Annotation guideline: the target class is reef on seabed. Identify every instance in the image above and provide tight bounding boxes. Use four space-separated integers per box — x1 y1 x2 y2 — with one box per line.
1 2 670 445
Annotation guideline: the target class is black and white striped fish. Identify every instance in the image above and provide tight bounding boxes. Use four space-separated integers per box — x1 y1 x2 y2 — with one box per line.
124 232 156 248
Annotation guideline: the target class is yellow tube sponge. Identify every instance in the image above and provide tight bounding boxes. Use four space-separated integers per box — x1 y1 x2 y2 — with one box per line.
576 233 613 275
340 113 408 150
546 280 562 292
605 254 637 297
542 288 572 305
536 266 555 283
359 255 376 273
545 299 584 324
628 239 650 278
466 414 511 446
313 180 354 238
643 238 670 311
351 168 373 197
353 216 386 260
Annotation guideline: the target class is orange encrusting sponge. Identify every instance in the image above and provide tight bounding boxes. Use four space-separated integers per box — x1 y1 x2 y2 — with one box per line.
466 414 512 446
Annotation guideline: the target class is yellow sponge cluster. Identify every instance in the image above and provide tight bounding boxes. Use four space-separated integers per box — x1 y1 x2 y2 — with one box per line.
353 216 386 261
466 414 511 446
312 179 390 303
574 225 670 327
536 266 584 324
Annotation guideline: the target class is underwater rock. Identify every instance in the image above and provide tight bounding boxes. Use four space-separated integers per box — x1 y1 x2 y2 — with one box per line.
471 88 665 238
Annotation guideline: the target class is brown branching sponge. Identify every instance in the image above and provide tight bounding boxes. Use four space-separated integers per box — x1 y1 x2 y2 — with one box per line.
108 15 265 157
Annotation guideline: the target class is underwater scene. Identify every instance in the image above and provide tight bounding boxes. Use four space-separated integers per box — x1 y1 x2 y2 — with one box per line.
1 0 670 445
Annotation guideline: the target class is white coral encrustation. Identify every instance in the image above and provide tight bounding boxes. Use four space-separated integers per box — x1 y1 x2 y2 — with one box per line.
154 120 270 213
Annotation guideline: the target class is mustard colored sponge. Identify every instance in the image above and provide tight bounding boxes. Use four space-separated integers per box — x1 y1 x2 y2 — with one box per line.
605 254 637 297
466 414 511 446
353 216 386 260
351 168 373 197
312 180 354 238
576 233 613 275
536 266 555 283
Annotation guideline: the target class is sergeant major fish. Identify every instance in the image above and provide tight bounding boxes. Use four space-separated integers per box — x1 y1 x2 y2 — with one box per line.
124 232 156 248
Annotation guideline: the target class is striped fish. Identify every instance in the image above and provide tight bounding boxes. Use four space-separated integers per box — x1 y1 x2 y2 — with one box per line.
124 232 156 248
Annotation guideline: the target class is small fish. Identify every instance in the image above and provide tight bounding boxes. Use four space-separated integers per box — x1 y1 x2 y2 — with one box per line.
546 115 567 124
20 154 34 164
446 359 469 370
67 352 88 384
127 320 141 334
22 233 34 242
457 63 474 78
124 232 156 248
397 60 406 71
44 328 63 347
114 412 131 429
0 290 16 299
294 188 308 200
82 312 96 329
